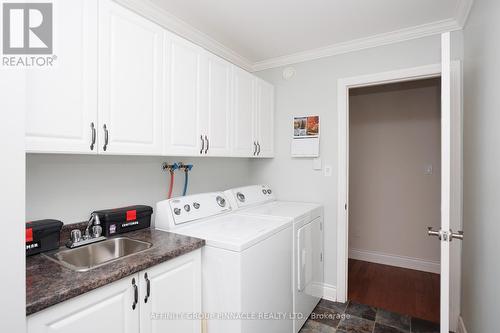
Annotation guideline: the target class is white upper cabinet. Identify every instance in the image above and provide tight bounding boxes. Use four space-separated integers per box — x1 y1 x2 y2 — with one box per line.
255 78 275 157
98 0 164 155
202 53 232 156
26 0 98 154
163 34 203 156
25 0 274 158
232 66 256 157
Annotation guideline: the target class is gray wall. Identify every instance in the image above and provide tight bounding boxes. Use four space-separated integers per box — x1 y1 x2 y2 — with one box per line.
251 35 445 288
462 0 500 331
349 79 441 263
26 154 251 224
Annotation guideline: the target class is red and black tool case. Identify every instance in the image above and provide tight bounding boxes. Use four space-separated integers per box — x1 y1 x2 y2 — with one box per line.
25 219 63 256
92 205 153 236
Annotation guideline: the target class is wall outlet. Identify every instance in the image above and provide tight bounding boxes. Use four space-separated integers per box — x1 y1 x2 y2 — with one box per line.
424 164 433 175
324 165 332 177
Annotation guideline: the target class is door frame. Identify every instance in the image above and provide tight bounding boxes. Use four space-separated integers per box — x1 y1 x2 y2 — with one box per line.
336 62 462 329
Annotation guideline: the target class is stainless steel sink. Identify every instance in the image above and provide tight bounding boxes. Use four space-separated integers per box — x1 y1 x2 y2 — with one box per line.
43 237 152 272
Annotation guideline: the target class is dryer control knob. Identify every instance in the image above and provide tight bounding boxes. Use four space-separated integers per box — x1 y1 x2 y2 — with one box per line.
184 204 191 212
193 202 200 209
236 192 246 202
174 208 181 215
216 196 226 207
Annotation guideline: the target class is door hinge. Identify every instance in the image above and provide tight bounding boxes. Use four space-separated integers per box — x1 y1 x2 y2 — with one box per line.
320 252 323 262
345 203 347 210
320 222 323 231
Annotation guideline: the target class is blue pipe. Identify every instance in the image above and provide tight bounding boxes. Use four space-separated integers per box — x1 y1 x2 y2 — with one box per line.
182 164 193 196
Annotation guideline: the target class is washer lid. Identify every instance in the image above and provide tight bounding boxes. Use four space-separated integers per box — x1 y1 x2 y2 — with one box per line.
239 201 322 220
173 214 292 252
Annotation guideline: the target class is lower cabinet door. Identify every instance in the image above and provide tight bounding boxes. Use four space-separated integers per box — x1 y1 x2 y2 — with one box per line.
140 249 202 333
27 275 140 333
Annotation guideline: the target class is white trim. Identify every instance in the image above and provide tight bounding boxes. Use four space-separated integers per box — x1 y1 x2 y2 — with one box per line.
455 0 475 27
322 283 337 302
113 0 254 71
252 19 460 71
348 248 440 274
457 316 468 333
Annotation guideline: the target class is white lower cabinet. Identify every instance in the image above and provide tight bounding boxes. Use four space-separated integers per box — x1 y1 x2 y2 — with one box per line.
27 250 201 333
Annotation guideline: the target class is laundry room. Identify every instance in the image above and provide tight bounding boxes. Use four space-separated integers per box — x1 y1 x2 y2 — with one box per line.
4 1 499 333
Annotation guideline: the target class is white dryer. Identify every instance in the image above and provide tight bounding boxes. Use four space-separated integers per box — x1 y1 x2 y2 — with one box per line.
155 191 293 333
224 185 324 333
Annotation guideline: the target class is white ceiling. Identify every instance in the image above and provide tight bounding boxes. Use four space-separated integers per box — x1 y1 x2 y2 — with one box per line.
146 0 473 70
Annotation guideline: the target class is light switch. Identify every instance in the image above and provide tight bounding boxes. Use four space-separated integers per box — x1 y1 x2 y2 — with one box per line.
313 158 322 170
424 164 433 175
324 165 332 177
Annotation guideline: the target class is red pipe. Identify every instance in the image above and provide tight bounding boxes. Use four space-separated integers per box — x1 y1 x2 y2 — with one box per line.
167 170 174 199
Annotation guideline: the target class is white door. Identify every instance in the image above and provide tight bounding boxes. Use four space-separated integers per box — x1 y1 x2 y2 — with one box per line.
430 32 464 333
26 0 98 154
203 54 232 156
98 0 163 155
140 250 201 333
164 34 203 156
27 275 139 333
255 79 274 157
232 66 256 157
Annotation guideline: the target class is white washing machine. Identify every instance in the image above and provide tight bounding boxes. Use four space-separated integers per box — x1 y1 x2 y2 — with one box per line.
224 185 324 333
155 191 293 333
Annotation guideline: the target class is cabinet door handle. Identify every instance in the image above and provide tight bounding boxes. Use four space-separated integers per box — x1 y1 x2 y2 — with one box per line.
257 142 261 156
200 135 204 154
132 278 138 310
144 273 150 303
204 135 209 154
253 141 257 156
103 124 109 151
90 122 96 150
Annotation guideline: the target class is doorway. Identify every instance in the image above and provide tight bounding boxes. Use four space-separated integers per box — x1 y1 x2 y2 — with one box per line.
335 61 463 332
347 78 441 324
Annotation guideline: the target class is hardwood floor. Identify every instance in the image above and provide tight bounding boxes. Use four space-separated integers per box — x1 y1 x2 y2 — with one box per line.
348 259 440 324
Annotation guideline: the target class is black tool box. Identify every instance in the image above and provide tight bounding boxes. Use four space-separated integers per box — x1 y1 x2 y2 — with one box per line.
92 205 153 236
25 219 63 256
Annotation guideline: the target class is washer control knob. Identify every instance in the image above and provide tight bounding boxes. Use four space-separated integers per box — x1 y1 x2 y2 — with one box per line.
262 189 267 194
193 202 200 209
267 189 272 194
184 204 191 212
216 196 226 207
236 192 246 202
174 208 181 215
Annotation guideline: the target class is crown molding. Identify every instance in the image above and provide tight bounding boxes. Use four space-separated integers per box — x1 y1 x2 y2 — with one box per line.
252 18 461 71
114 0 254 71
455 0 475 27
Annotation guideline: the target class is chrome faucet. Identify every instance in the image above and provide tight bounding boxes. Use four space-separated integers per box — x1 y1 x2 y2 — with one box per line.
67 213 106 249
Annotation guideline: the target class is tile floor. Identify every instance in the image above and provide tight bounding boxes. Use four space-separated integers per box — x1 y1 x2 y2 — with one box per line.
299 299 440 333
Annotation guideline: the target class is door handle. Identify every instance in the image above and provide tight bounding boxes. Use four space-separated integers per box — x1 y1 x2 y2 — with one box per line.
90 122 96 150
103 124 109 151
450 230 464 241
132 278 138 310
253 141 257 156
257 141 261 155
428 227 464 242
200 135 204 154
144 273 150 303
427 227 441 240
204 135 209 154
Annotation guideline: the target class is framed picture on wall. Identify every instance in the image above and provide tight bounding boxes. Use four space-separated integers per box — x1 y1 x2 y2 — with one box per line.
293 115 320 138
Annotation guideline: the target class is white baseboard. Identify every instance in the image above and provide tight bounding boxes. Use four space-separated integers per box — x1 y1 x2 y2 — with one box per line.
349 248 440 274
322 283 337 302
457 315 468 333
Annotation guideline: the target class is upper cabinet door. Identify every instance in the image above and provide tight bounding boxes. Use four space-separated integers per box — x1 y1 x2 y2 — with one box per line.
98 0 163 155
255 79 274 158
232 67 256 157
163 34 203 156
204 54 232 156
26 0 98 154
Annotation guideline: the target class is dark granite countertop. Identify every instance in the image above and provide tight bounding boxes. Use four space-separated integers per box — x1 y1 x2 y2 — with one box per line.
26 228 204 315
